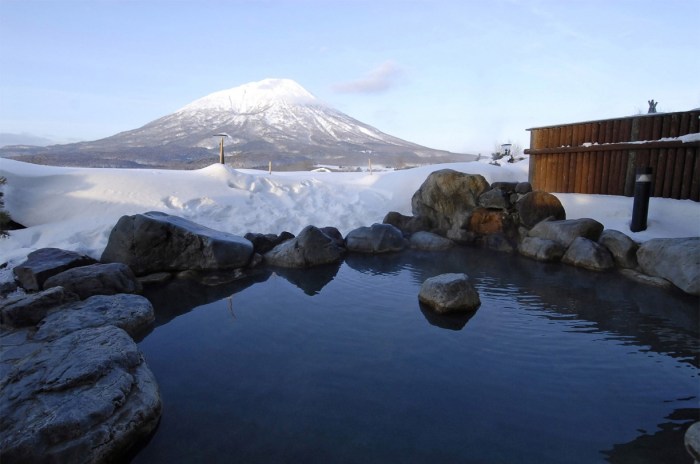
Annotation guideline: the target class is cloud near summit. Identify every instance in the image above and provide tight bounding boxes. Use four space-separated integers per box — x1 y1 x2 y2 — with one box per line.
333 61 404 94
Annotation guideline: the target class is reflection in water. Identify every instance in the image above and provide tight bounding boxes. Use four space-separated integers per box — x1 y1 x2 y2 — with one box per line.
268 262 341 296
602 407 700 463
137 246 699 464
418 302 475 330
141 268 271 327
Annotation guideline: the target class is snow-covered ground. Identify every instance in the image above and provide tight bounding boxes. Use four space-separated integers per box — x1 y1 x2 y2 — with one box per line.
1 157 698 271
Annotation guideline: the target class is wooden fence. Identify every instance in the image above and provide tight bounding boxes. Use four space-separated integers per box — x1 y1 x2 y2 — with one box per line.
524 110 700 201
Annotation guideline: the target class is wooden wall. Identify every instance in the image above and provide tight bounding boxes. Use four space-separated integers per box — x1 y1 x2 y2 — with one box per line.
525 110 700 201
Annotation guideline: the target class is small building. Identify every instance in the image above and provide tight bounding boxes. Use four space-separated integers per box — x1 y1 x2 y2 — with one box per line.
524 110 700 201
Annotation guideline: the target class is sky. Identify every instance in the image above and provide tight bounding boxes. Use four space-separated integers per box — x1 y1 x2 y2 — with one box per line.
2 155 698 272
0 0 699 155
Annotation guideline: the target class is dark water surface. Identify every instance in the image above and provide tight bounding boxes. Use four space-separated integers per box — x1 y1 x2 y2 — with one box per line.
133 248 699 463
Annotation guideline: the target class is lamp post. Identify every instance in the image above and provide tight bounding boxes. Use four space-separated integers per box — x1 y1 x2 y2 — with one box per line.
213 133 229 164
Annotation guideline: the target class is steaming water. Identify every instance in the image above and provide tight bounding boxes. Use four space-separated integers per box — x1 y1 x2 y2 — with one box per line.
134 248 699 463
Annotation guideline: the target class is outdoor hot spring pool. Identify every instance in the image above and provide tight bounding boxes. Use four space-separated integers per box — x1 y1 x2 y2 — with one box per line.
132 247 699 464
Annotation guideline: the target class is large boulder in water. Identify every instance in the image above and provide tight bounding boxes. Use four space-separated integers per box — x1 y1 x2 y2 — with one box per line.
13 248 97 292
264 225 345 268
411 169 489 234
637 237 700 296
418 273 481 314
101 211 253 275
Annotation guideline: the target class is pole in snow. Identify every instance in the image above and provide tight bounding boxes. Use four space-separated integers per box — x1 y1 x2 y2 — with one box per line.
213 133 229 165
630 167 652 232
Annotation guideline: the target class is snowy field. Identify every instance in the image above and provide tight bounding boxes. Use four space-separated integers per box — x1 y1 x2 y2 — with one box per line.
1 157 699 271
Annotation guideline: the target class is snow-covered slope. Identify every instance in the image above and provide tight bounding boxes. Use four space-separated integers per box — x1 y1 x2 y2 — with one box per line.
1 79 474 169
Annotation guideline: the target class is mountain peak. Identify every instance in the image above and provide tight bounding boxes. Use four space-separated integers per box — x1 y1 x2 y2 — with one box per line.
178 78 319 114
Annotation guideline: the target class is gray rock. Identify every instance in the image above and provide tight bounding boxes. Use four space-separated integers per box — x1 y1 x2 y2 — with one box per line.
418 273 481 314
34 294 155 341
490 181 518 192
101 211 254 275
13 248 97 291
518 236 566 262
319 226 345 248
43 262 142 300
0 325 161 464
409 231 455 251
516 191 566 229
244 231 295 254
383 211 431 235
598 229 639 269
411 169 490 233
562 237 615 271
637 237 700 296
264 225 345 268
528 218 604 248
478 188 510 210
515 182 533 194
0 286 78 328
345 223 407 254
685 421 700 463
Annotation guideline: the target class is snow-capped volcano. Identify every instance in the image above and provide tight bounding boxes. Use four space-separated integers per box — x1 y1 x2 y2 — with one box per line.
0 79 475 169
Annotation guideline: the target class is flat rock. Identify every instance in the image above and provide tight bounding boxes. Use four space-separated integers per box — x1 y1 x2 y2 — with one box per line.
13 248 97 291
34 293 155 341
101 211 253 275
528 218 604 248
637 237 700 296
418 273 481 314
0 286 79 328
0 325 161 464
43 262 142 300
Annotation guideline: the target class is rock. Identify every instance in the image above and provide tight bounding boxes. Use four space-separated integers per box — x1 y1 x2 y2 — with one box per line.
528 218 604 248
138 272 173 286
13 248 97 292
515 182 533 194
637 237 700 296
598 229 639 269
0 280 18 297
244 231 294 254
418 273 481 314
383 211 432 236
561 237 615 271
43 263 142 300
0 286 78 328
264 225 345 268
518 237 566 262
319 226 345 248
468 208 513 235
409 231 455 251
516 191 566 229
411 169 490 234
34 294 155 341
345 223 407 254
0 325 161 464
478 188 510 209
490 181 518 192
101 211 254 275
685 421 700 463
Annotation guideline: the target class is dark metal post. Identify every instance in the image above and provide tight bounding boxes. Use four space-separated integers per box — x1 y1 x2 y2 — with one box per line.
630 167 652 232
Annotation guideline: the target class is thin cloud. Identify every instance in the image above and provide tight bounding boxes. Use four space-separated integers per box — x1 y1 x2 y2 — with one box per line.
333 61 404 94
